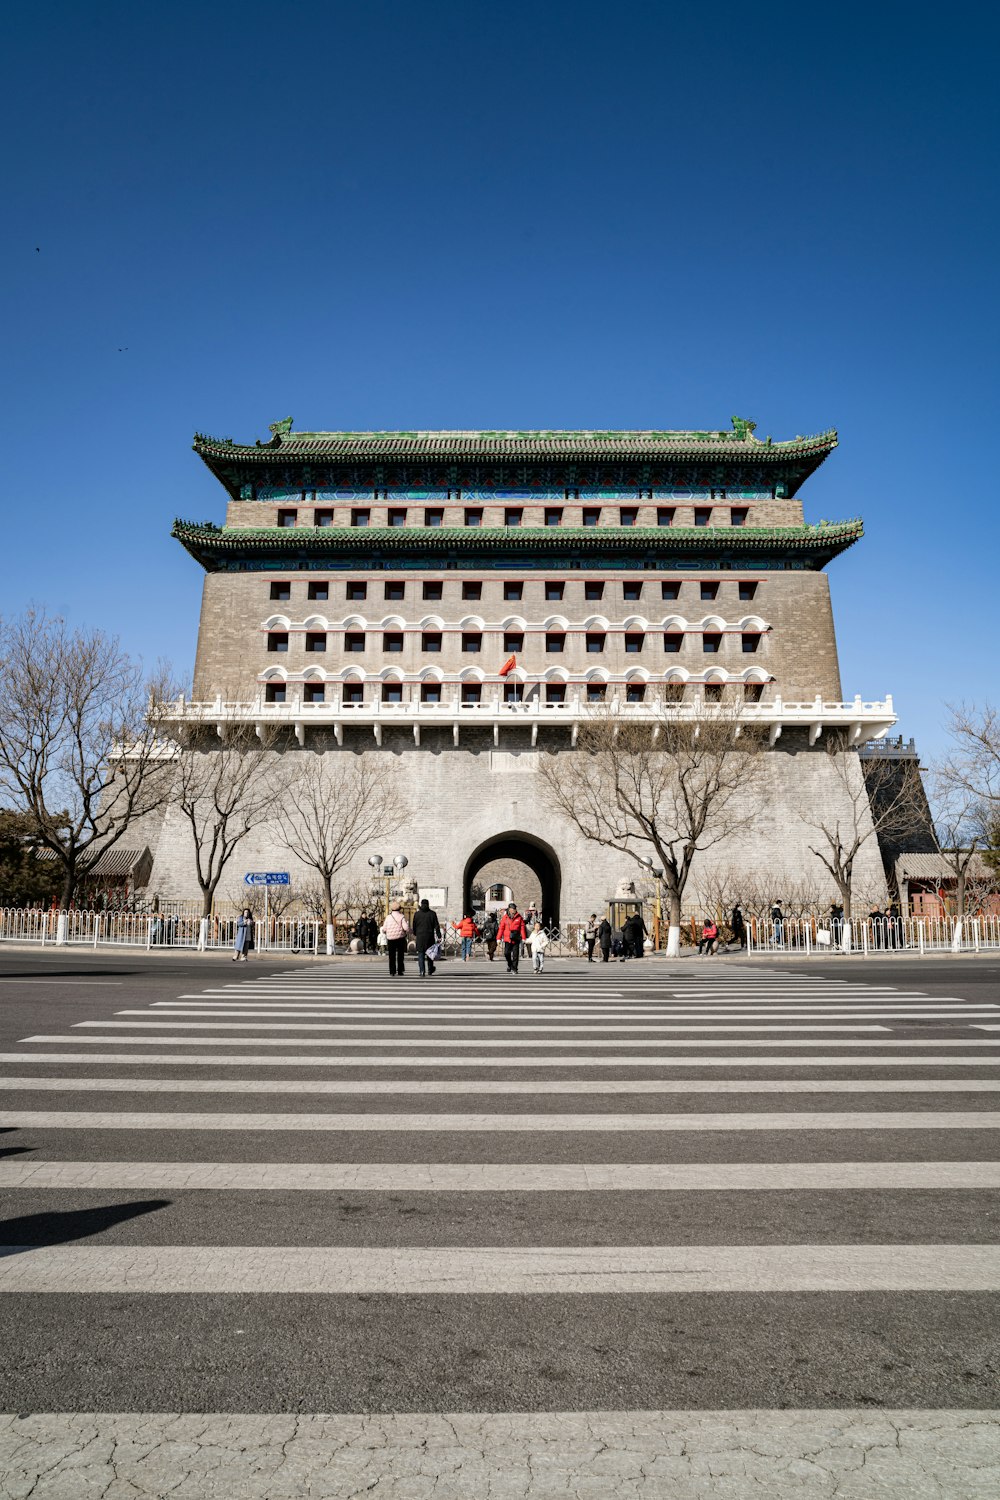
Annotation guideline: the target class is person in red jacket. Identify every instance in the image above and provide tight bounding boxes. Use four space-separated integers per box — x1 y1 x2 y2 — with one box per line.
497 902 527 973
452 912 477 962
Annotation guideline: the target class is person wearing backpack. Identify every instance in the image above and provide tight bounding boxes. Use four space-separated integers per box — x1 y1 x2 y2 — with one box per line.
482 912 499 961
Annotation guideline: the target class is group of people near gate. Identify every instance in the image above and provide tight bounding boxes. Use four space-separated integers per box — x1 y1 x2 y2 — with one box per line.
583 912 648 962
377 900 554 976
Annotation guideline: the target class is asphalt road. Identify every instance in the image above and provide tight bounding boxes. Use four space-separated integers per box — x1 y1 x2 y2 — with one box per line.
1 946 998 1496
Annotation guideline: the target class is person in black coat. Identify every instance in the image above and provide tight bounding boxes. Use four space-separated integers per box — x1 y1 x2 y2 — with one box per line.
623 913 647 958
597 917 612 963
412 899 442 977
731 904 746 949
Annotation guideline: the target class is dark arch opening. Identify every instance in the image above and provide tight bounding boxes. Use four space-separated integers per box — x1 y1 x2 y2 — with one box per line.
463 831 562 926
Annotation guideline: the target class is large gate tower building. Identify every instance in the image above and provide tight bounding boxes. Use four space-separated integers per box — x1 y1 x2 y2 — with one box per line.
154 417 895 915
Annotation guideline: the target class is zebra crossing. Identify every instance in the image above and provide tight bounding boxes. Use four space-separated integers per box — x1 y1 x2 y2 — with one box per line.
2 958 1000 1496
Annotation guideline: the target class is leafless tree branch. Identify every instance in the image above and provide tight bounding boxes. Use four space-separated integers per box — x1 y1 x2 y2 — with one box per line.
0 609 177 907
538 700 767 954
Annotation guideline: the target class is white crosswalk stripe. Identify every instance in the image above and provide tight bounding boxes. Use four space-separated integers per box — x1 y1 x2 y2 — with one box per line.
2 957 999 1497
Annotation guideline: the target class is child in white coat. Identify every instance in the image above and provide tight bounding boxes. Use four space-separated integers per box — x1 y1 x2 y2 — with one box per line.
528 924 549 973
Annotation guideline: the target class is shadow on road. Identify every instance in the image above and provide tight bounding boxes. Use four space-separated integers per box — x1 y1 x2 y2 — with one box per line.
0 1127 36 1161
0 1198 171 1251
0 969 142 978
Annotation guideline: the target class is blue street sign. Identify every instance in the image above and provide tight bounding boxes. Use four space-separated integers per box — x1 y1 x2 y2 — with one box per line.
244 872 291 886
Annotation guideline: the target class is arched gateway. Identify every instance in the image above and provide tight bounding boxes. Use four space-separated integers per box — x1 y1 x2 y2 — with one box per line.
463 832 561 926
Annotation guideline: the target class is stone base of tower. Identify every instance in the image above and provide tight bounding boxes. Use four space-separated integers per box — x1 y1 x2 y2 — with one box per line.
144 731 887 921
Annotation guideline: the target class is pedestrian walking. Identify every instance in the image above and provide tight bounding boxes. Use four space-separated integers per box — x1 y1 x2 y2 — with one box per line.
597 916 612 962
452 912 477 962
412 898 442 977
382 902 410 976
771 899 784 947
730 903 746 950
363 913 379 953
482 911 499 961
523 903 539 960
497 902 527 973
584 914 598 962
233 907 255 962
528 923 549 973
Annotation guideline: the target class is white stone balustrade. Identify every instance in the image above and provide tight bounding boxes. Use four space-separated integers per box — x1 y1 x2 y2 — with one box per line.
156 692 896 748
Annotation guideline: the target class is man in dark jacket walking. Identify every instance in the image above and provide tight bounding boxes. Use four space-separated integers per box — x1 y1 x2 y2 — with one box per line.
412 899 442 977
597 916 612 962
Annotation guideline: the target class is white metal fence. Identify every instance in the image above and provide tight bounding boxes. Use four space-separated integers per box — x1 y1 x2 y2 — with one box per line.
3 906 998 958
747 914 1000 956
0 908 321 954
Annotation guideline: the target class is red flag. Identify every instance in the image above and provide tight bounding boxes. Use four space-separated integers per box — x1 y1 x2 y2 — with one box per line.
498 654 517 677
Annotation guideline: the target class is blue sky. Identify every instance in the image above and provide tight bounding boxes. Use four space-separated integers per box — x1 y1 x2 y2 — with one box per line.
4 0 997 761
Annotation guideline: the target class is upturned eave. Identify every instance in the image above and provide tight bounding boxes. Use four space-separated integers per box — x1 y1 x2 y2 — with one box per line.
172 519 864 571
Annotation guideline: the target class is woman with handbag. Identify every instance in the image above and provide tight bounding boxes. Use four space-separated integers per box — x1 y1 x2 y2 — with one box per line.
413 898 442 977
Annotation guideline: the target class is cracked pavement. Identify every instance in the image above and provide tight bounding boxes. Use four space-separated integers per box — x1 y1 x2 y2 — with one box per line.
2 1410 999 1498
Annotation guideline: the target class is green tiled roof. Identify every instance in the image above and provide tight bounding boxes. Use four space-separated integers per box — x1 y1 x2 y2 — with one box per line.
193 420 838 463
173 519 863 570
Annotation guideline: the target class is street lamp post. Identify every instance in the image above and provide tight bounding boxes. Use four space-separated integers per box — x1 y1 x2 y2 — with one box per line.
369 852 408 920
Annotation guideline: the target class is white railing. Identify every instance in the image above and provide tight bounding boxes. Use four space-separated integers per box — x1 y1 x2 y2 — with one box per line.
747 914 1000 956
6 906 994 958
0 908 322 954
156 692 897 746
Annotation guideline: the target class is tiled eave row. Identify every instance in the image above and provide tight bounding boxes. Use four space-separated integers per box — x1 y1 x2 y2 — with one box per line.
172 520 864 571
192 428 838 499
193 428 838 461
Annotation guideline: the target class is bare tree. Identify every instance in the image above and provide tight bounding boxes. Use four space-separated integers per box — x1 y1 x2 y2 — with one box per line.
0 610 176 908
277 753 404 953
171 723 288 917
539 702 766 956
938 702 1000 812
800 735 925 949
927 776 983 944
932 703 1000 941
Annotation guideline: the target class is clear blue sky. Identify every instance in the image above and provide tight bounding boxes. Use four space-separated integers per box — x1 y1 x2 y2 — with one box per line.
4 0 997 761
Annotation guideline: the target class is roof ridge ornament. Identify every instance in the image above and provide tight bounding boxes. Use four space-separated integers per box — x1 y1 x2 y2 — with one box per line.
731 415 757 440
268 416 294 440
